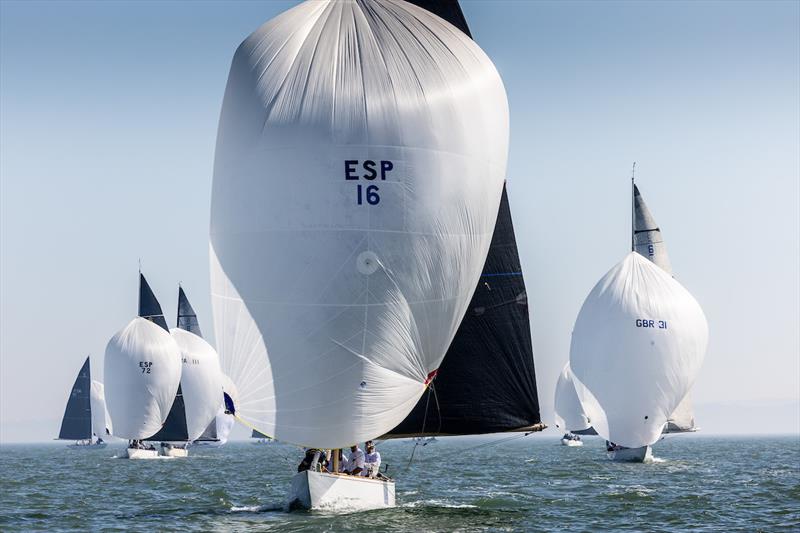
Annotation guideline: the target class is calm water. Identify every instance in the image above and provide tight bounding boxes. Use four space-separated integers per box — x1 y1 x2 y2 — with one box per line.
1 435 798 531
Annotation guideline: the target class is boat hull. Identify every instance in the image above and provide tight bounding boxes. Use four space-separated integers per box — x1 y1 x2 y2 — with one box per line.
67 442 107 449
288 470 395 511
607 445 652 462
126 447 159 459
160 446 188 458
561 438 583 447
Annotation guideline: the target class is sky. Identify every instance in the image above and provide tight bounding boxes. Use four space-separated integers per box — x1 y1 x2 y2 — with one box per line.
1 0 798 443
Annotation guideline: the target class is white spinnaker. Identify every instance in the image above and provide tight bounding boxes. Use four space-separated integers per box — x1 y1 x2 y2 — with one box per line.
89 380 112 437
569 253 708 448
665 393 695 432
553 363 592 433
104 318 182 440
171 328 224 441
210 0 508 449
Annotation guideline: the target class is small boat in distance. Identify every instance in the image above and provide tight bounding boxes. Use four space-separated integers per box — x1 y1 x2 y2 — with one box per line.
250 429 273 445
554 363 595 447
57 356 110 448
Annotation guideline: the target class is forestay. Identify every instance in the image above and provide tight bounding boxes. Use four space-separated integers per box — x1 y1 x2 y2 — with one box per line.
553 363 592 434
569 253 708 449
210 0 509 448
104 318 182 440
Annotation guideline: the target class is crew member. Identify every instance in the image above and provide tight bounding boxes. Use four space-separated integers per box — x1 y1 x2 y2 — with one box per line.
345 444 364 475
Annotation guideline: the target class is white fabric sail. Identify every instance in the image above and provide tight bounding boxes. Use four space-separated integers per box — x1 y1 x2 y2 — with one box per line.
553 363 592 433
89 380 112 437
664 393 696 433
170 328 224 441
104 318 183 440
215 408 235 445
569 252 708 449
210 0 509 449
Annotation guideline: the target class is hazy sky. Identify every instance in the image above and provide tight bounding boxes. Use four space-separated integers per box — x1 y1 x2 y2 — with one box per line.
1 1 798 443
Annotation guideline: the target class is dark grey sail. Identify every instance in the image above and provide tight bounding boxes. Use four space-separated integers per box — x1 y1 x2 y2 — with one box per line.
177 286 203 337
145 384 189 442
633 184 673 275
251 429 270 439
386 2 542 438
139 272 169 331
195 419 218 442
58 357 92 440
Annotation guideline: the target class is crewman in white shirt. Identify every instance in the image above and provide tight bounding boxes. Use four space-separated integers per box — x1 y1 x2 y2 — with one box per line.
345 444 365 475
363 440 381 477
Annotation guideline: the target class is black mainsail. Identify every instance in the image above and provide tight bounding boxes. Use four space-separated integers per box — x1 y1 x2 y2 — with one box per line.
139 274 189 442
386 1 542 438
177 286 203 337
58 356 92 440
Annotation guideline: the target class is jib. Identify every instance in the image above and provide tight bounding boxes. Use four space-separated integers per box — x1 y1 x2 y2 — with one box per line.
345 160 393 180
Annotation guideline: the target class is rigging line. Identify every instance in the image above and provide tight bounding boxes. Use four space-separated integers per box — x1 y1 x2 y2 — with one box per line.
404 385 434 472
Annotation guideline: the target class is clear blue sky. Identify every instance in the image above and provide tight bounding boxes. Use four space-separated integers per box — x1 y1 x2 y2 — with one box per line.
1 1 798 442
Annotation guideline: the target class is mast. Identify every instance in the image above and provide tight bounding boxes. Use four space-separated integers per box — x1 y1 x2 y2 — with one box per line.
631 163 636 252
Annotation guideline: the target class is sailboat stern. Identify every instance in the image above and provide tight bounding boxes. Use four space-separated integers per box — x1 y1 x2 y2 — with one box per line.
288 471 395 511
607 445 653 463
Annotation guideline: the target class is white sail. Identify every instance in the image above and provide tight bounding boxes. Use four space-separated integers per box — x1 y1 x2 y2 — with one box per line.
215 408 235 445
89 380 112 437
569 252 708 449
104 317 182 440
664 393 696 433
170 328 224 441
553 363 592 433
210 0 509 449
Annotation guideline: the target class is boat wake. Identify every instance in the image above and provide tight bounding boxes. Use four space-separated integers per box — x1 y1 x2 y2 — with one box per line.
229 504 284 513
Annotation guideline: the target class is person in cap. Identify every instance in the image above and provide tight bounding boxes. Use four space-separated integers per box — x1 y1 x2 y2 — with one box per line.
345 444 365 476
363 440 381 477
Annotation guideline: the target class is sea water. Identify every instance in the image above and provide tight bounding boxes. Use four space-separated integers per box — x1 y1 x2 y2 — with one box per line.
1 435 798 531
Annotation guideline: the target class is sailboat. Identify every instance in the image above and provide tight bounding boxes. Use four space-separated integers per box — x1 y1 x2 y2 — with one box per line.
553 363 595 446
251 429 273 445
145 286 224 457
105 273 183 459
633 183 700 434
57 356 111 448
211 0 509 510
568 176 709 462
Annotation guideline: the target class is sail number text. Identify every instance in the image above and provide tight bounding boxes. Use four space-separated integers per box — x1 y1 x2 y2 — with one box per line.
345 160 393 205
139 361 152 374
635 319 667 329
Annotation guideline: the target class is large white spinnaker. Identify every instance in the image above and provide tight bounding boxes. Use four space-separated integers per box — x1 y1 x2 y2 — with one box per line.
90 380 112 438
210 0 509 449
170 328 224 441
553 363 592 434
104 317 182 439
569 252 708 449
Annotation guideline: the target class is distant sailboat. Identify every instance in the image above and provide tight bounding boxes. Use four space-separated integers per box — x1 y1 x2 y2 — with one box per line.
250 428 273 445
57 356 110 448
105 273 182 459
553 363 595 446
568 175 709 462
211 0 509 510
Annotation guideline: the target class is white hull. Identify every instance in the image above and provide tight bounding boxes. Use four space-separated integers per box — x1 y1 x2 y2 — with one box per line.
126 447 159 459
288 470 395 511
67 442 107 449
160 446 188 458
607 445 652 462
561 438 583 447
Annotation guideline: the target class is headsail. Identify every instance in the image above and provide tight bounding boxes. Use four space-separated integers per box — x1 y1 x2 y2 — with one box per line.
139 273 169 331
58 357 92 440
252 429 270 439
553 363 594 435
387 187 541 436
211 0 509 449
664 394 697 433
569 253 708 448
145 384 189 442
90 380 112 437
